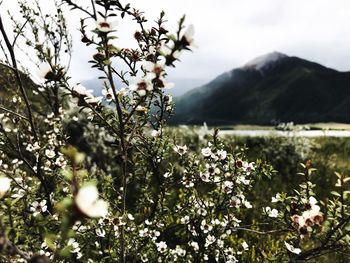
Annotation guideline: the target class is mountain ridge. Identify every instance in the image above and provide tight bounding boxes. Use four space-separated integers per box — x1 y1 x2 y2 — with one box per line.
171 52 350 125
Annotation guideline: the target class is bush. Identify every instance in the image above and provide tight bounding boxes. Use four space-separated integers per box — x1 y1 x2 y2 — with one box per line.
0 1 349 262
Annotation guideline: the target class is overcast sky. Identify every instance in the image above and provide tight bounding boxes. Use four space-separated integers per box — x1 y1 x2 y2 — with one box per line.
2 0 350 85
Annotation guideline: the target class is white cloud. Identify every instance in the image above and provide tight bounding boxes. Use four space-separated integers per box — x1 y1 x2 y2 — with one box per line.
1 0 350 83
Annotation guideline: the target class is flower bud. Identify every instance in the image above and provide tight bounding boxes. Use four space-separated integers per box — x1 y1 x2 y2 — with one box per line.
134 31 142 41
93 52 106 63
81 35 90 43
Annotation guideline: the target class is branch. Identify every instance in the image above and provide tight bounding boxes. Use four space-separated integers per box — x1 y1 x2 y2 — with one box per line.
232 227 290 235
0 106 29 121
5 239 31 261
11 19 29 48
62 0 94 18
0 232 31 261
0 15 38 140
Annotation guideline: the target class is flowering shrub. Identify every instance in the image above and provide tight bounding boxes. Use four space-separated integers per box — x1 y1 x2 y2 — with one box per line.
0 0 350 262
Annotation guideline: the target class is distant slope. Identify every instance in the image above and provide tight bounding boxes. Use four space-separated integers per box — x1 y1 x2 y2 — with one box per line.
0 63 51 114
171 52 350 125
81 77 208 98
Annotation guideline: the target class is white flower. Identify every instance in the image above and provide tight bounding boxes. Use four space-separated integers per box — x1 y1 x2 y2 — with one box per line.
271 193 281 203
129 77 153 97
75 185 108 218
45 149 56 159
200 220 213 233
0 176 11 198
159 43 172 56
155 76 175 89
163 172 172 178
284 241 301 254
175 245 186 257
242 241 249 251
139 228 149 237
96 17 118 32
200 172 210 182
30 200 48 217
142 61 165 79
72 84 94 97
102 88 115 102
127 213 135 221
156 241 167 253
71 83 102 105
302 205 323 226
85 95 103 104
141 61 175 89
37 62 53 80
26 144 35 152
164 94 173 104
217 239 224 248
148 46 157 55
205 234 216 247
269 209 279 218
182 176 194 188
180 215 190 224
242 161 255 174
291 214 306 228
135 105 148 113
236 175 250 185
117 87 127 97
222 181 234 193
173 145 188 156
309 196 317 206
140 228 151 237
33 142 41 151
244 200 252 209
151 130 160 137
40 241 52 258
197 207 207 216
12 188 25 199
182 24 195 47
206 163 220 175
291 196 324 230
265 207 279 218
96 228 106 237
201 147 212 157
190 241 199 251
141 254 148 262
217 149 227 160
55 156 67 168
68 238 82 258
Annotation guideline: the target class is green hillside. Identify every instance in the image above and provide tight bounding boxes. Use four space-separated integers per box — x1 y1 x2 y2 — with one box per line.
171 52 350 125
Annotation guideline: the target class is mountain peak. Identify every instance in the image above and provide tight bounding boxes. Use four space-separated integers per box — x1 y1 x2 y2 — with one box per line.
243 51 288 71
172 52 350 125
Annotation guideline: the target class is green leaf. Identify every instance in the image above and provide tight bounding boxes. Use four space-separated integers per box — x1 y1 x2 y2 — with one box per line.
331 191 341 197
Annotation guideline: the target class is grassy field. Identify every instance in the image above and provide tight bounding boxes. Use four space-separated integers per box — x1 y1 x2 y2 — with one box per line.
170 125 350 200
210 123 350 131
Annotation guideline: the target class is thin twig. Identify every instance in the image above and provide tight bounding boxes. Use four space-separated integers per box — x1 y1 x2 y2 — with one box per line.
11 19 29 48
0 15 38 140
232 227 290 235
0 106 29 121
5 238 31 261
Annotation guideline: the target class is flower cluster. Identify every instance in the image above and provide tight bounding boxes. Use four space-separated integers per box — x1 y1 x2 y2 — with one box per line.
290 196 324 236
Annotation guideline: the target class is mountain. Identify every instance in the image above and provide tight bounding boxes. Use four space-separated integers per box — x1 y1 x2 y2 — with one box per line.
171 52 350 125
0 63 37 103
